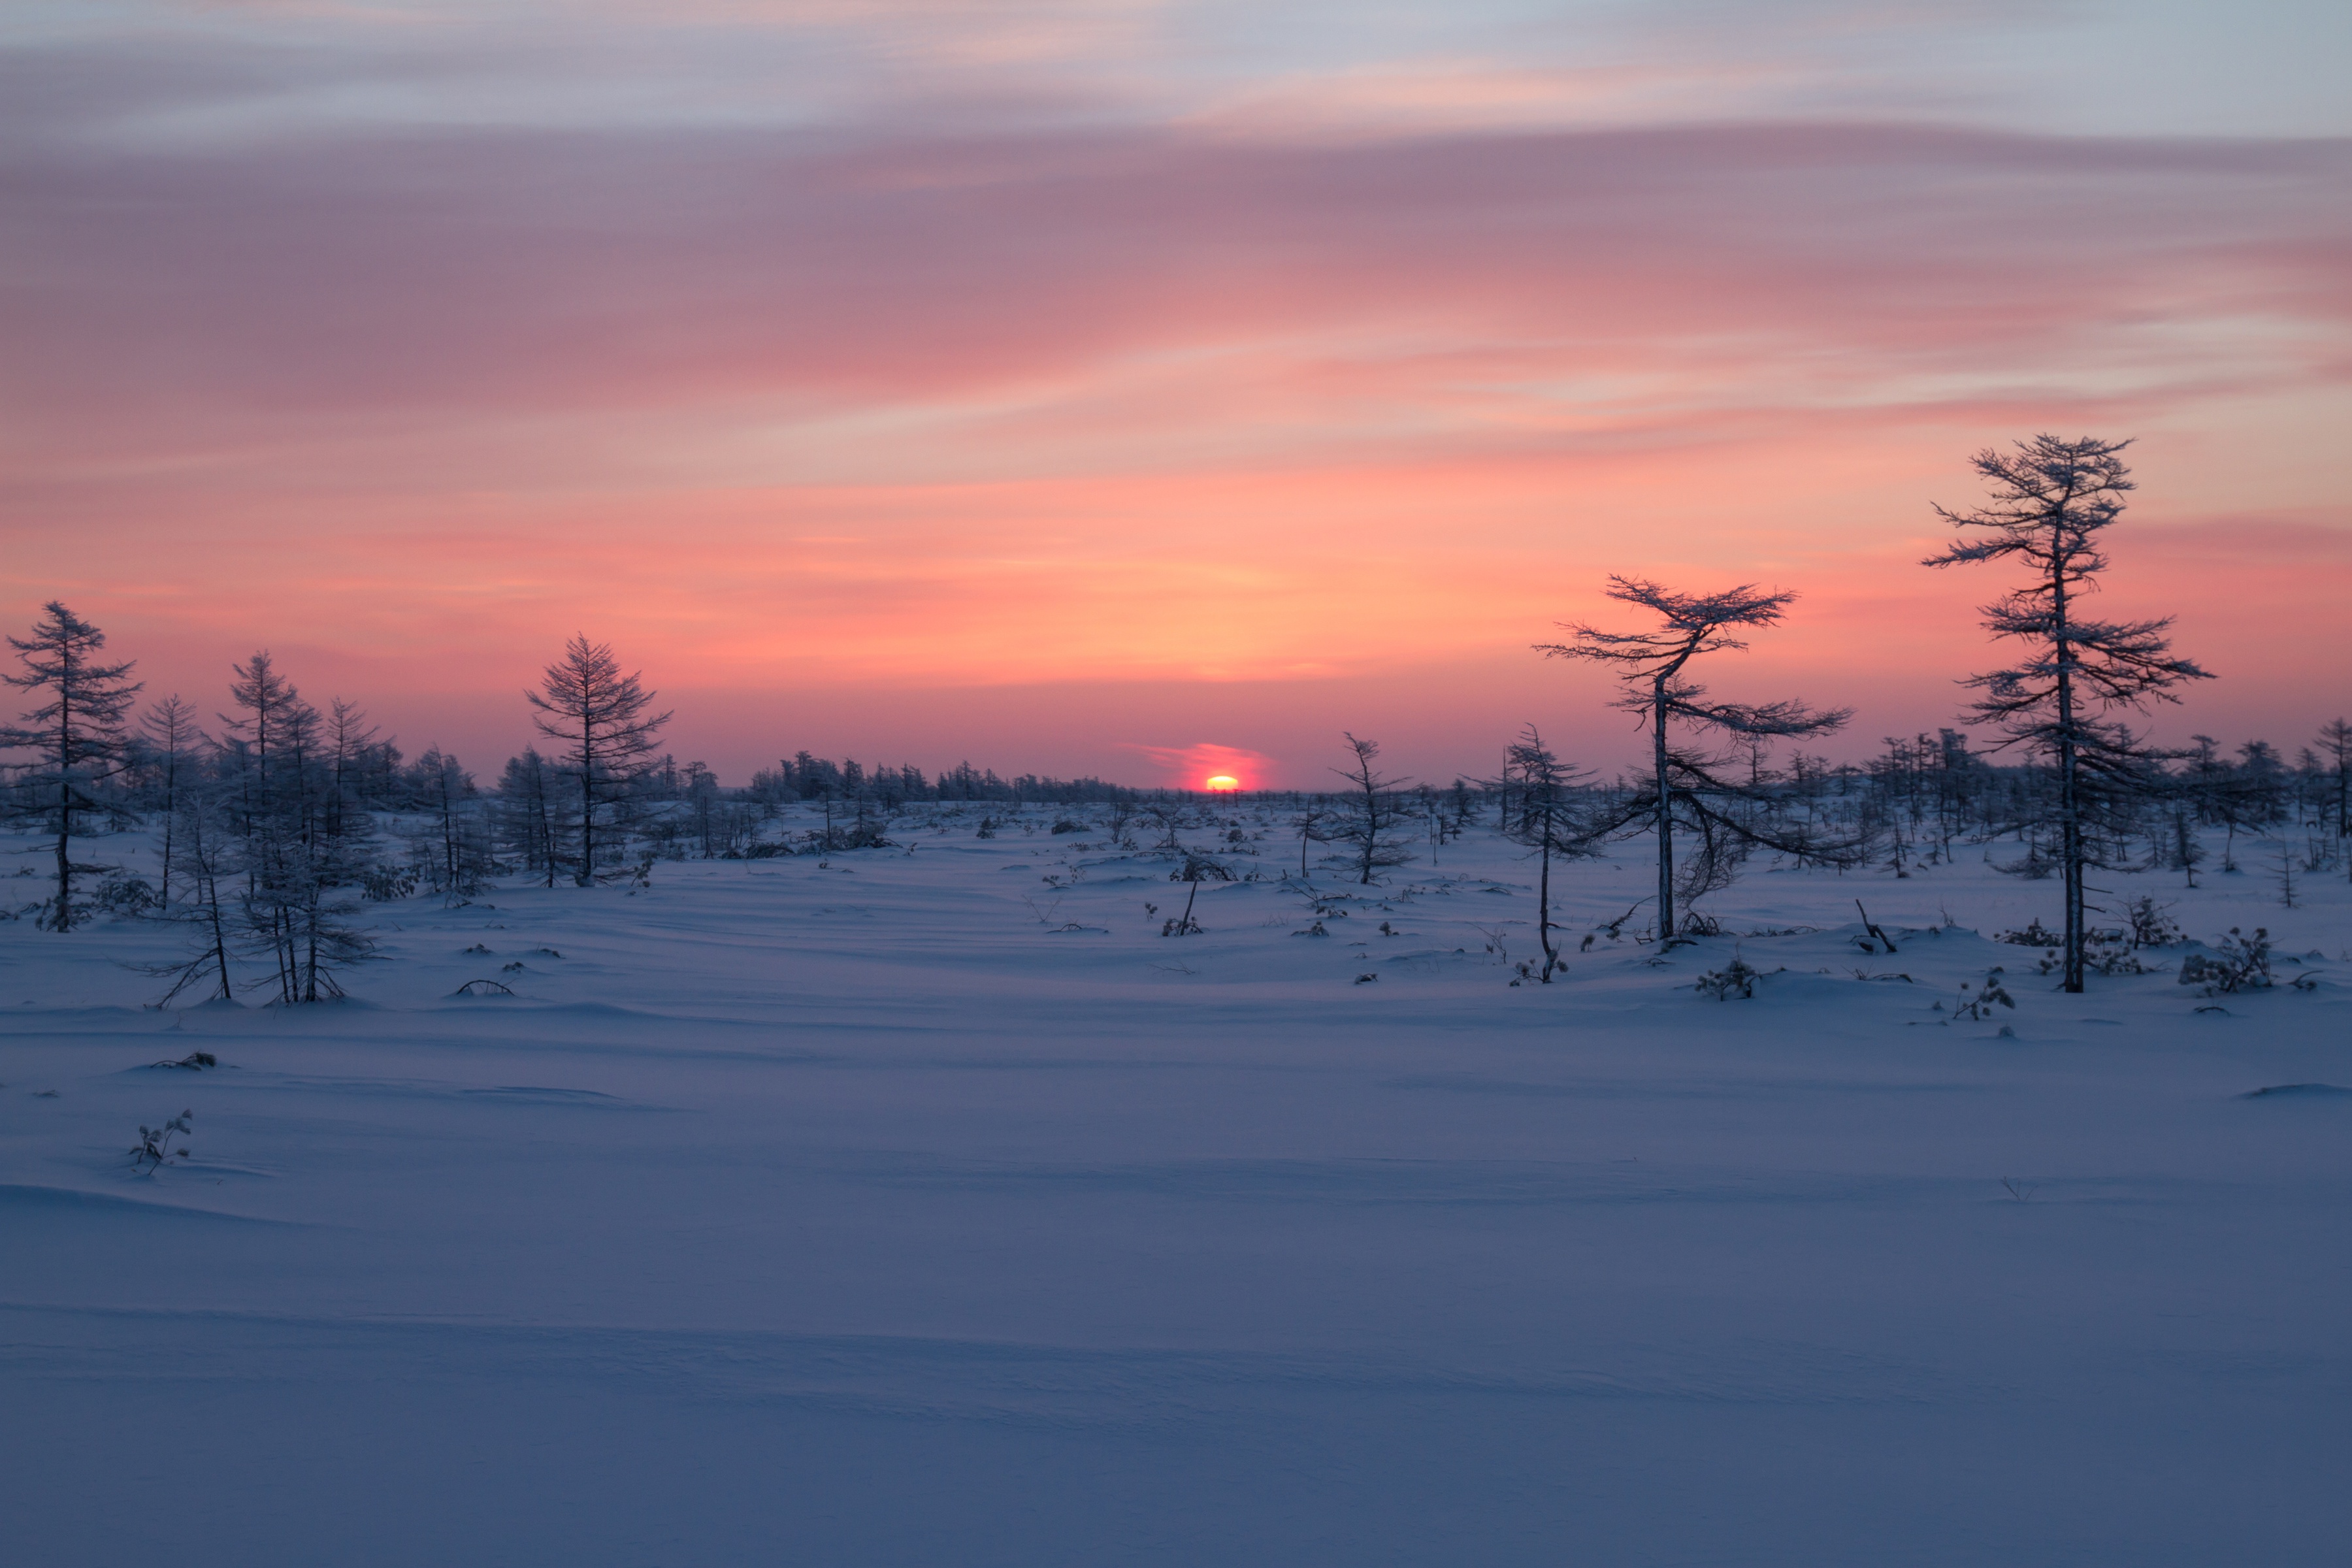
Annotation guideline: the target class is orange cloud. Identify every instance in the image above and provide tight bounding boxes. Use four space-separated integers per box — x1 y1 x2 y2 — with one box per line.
3 48 2345 783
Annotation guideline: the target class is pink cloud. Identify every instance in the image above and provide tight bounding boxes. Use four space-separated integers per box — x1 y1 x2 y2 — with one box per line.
2 38 2345 784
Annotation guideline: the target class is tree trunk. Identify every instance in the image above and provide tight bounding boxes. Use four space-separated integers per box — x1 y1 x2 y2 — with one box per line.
2052 535 2085 993
576 732 596 886
156 764 177 910
1654 671 1674 941
1536 815 1555 981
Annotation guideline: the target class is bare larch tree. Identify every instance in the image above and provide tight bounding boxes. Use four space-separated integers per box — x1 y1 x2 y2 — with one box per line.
527 635 672 885
1494 725 1596 981
139 693 200 908
220 649 306 840
2316 719 2352 870
1925 434 2211 992
2 602 142 931
1541 578 1851 940
1329 733 1416 885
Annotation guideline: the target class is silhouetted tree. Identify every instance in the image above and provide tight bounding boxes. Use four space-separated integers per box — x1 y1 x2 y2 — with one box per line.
1494 726 1595 981
1540 578 1850 939
1328 733 1415 884
412 747 480 894
2317 719 2352 867
220 649 310 841
323 697 381 842
497 747 564 886
1925 434 2210 992
2 602 142 931
143 794 237 1005
139 694 200 908
527 636 671 885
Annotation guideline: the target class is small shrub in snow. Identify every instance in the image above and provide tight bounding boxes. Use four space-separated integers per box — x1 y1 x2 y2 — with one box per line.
363 863 419 902
1997 918 2062 947
131 1110 193 1173
148 1050 218 1070
1943 974 2015 1020
1695 956 1764 1000
94 873 156 918
2123 896 2182 949
2179 928 2273 996
2038 937 2147 977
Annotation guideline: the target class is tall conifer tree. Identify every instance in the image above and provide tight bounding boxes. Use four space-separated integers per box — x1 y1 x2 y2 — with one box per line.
3 602 142 931
527 636 671 885
1925 435 2211 992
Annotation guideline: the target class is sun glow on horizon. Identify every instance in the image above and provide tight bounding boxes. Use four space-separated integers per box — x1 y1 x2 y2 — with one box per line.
4 4 2343 784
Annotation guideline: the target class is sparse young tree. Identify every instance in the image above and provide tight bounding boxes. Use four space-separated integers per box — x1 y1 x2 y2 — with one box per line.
139 694 200 908
497 747 564 886
1539 578 1851 939
1328 733 1416 885
1925 434 2212 992
2317 719 2352 875
324 698 381 843
527 636 672 885
220 649 308 840
240 834 374 1003
2164 801 2206 888
1290 798 1334 877
1494 726 1595 981
142 792 238 1005
414 747 477 894
1 602 143 931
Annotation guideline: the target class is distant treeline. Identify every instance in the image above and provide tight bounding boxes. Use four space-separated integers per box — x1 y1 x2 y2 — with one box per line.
9 421 2352 1015
747 753 1134 806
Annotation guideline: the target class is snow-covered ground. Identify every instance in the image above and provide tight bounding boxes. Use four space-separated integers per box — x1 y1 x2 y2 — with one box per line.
5 808 2348 1566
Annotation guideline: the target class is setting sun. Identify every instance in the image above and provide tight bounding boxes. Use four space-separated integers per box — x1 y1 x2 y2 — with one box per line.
1204 774 1241 792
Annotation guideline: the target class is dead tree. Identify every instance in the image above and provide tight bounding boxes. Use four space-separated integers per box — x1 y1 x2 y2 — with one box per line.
1540 578 1852 939
527 636 672 885
1 602 142 931
1925 435 2210 992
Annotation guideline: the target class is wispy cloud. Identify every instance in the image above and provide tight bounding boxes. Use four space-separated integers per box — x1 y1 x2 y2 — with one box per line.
3 7 2345 779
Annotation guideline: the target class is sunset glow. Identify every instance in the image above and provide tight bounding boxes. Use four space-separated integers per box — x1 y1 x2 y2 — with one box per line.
8 8 2351 1552
3 3 2345 783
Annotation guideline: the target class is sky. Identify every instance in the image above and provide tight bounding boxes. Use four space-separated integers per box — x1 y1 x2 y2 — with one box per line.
4 1 2347 790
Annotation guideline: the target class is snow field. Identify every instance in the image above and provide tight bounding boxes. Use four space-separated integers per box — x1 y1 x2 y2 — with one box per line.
3 810 2349 1565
